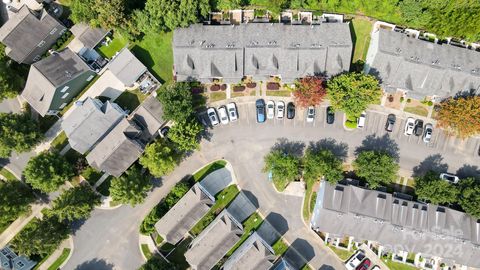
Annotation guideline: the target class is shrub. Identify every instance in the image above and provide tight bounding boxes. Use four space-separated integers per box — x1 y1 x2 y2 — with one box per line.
407 98 412 103
400 97 405 102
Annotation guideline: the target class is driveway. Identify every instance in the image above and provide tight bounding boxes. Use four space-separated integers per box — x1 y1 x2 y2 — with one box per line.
64 100 480 270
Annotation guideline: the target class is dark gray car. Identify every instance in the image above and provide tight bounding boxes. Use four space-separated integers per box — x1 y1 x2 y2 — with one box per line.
385 114 396 132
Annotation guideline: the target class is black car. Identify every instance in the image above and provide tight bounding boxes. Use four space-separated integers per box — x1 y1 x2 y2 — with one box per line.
385 114 396 132
256 99 266 123
326 106 335 124
414 119 424 136
287 102 295 119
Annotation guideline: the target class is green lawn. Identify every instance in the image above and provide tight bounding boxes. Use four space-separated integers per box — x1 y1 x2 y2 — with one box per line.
309 192 317 215
115 89 148 112
47 248 71 270
351 18 373 63
96 176 112 196
209 92 227 102
384 259 419 270
404 105 429 117
132 32 173 83
266 90 292 97
328 245 354 261
0 167 17 181
141 244 152 260
225 212 263 256
81 166 103 186
272 238 289 256
98 32 129 59
190 185 240 236
51 131 69 152
192 160 227 182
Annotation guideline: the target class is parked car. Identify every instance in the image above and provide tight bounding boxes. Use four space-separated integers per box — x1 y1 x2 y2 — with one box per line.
414 119 424 136
385 114 396 132
267 100 275 119
160 126 170 138
306 106 315 123
326 106 335 124
256 99 266 123
371 266 381 270
287 102 295 119
207 107 219 126
357 112 366 128
276 101 285 119
218 106 229 125
423 123 433 143
356 259 371 270
404 117 415 135
440 173 460 184
345 251 366 270
226 102 238 122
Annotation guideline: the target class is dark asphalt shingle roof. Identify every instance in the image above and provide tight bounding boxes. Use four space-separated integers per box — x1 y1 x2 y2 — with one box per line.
108 48 147 86
226 191 257 224
222 232 276 270
70 23 109 49
198 167 233 199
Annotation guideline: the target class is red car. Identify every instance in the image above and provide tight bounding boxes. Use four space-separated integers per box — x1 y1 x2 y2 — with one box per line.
356 259 371 270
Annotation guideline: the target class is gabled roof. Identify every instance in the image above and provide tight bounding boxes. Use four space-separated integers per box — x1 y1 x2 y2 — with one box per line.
185 210 243 270
222 232 276 270
108 48 147 86
198 167 233 200
21 48 91 116
70 23 109 49
311 181 480 268
86 118 144 177
130 95 165 139
0 246 36 270
226 191 257 224
368 29 480 99
61 98 126 154
0 5 62 63
154 183 213 244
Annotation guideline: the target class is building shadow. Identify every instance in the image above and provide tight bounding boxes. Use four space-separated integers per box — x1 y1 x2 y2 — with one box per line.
264 212 289 236
307 138 349 161
74 258 114 270
354 134 400 161
241 189 260 209
412 154 448 177
271 138 306 158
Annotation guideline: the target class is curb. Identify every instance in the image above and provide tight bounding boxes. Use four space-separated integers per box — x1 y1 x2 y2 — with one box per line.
58 236 74 269
95 196 123 210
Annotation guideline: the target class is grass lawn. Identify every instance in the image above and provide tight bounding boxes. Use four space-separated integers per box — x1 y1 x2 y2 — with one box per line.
190 185 240 236
384 259 419 270
51 131 68 152
231 92 245 98
141 244 152 260
0 167 17 181
328 245 354 261
81 166 103 186
225 212 263 256
192 160 227 182
166 237 192 270
266 90 292 97
98 32 129 59
115 88 148 112
96 176 112 196
47 248 71 270
272 238 289 256
132 32 173 83
250 90 257 96
351 18 373 63
302 180 314 221
209 92 227 102
404 105 429 117
154 234 164 246
309 192 317 215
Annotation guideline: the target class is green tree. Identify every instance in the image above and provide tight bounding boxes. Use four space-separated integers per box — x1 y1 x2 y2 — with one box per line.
109 166 152 206
168 119 203 152
24 151 74 193
70 0 127 30
263 150 300 191
157 82 195 122
51 185 101 223
326 73 382 118
414 171 460 205
0 112 43 157
458 178 480 218
11 216 69 257
353 150 399 189
303 148 343 184
0 181 35 230
0 44 24 101
139 255 175 270
398 0 431 27
139 139 181 177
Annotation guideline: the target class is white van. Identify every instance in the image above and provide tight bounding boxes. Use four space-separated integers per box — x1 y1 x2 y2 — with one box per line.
357 112 366 128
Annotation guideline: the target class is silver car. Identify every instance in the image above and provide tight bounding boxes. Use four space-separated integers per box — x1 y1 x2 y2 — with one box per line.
423 123 433 143
306 106 315 123
207 107 219 126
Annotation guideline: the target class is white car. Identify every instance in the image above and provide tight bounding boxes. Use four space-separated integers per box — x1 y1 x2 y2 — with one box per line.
306 106 315 123
218 106 229 125
267 100 275 119
440 173 460 184
226 102 238 122
404 117 415 135
207 107 219 126
357 112 366 128
345 250 366 270
423 123 433 143
276 101 285 119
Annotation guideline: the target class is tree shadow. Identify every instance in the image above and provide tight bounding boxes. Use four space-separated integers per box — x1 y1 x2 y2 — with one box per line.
74 258 114 270
354 134 400 161
241 189 259 209
271 138 305 158
130 45 163 83
319 265 336 270
308 138 349 161
70 218 87 235
151 176 164 188
456 164 480 181
412 154 448 178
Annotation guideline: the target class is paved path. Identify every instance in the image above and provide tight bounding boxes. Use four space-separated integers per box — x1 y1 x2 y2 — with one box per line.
0 203 46 247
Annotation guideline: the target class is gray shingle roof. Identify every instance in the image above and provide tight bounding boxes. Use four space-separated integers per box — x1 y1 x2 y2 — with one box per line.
368 29 480 99
198 167 233 200
0 5 64 63
108 48 147 86
70 23 109 49
185 210 243 270
226 191 257 224
86 118 144 177
21 48 91 116
222 232 276 270
130 95 165 139
154 183 213 244
0 246 36 270
173 23 352 83
311 181 480 268
61 98 126 154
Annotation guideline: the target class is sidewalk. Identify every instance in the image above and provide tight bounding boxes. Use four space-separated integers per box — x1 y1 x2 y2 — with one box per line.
0 203 47 247
38 236 74 270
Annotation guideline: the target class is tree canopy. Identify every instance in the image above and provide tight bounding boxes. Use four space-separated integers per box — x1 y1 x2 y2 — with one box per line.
353 150 399 189
70 0 127 30
109 166 152 206
303 148 343 184
414 171 460 205
293 76 327 108
140 139 181 177
436 96 480 138
0 112 43 157
168 119 203 152
0 181 35 231
139 255 176 270
458 178 480 218
0 44 25 101
157 82 196 122
263 149 300 191
326 73 382 118
24 151 74 193
50 185 101 223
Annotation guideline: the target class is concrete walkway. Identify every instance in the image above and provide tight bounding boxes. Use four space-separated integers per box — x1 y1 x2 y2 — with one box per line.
0 203 46 247
38 236 74 270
